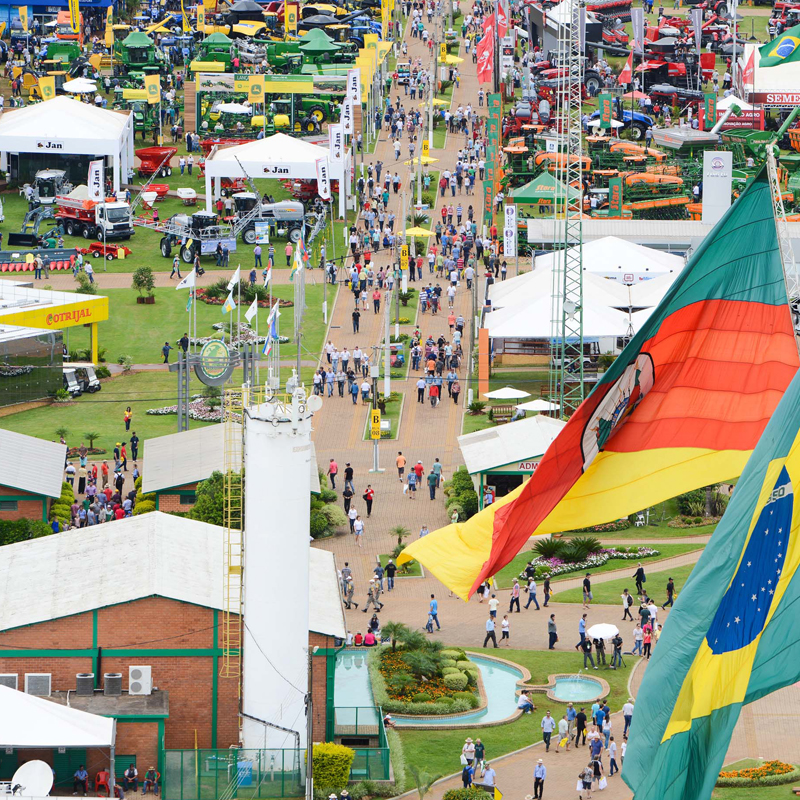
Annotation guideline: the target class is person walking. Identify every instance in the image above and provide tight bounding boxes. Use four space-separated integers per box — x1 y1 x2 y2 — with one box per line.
558 713 570 753
533 760 546 799
662 576 675 609
581 637 597 670
608 737 619 776
576 708 588 747
622 698 634 736
344 577 358 609
363 485 374 516
543 575 551 607
582 573 593 609
541 711 556 752
547 614 558 649
385 559 396 591
353 515 364 547
429 594 440 630
483 614 498 648
427 470 438 500
576 613 588 650
633 563 646 596
509 579 521 613
396 452 406 481
621 589 634 621
162 342 173 363
328 458 338 489
525 577 540 610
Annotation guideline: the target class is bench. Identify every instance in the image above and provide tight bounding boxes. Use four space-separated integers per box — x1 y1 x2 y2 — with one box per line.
490 404 514 424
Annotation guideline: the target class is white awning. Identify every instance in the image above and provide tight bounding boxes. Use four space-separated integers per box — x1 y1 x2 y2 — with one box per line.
0 685 115 748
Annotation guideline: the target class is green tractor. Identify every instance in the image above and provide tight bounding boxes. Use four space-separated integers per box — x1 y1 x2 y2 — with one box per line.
114 31 167 77
197 32 235 69
45 41 81 66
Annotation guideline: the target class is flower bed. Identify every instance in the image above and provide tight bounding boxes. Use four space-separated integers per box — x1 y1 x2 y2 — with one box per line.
668 515 720 528
146 396 236 423
519 547 660 580
571 519 631 533
717 760 800 787
196 288 293 308
66 446 107 458
191 322 291 348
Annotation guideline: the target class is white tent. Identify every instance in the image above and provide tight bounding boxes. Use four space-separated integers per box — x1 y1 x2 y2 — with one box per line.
203 132 348 217
717 94 754 111
532 237 683 282
0 685 115 748
0 96 134 193
628 270 679 308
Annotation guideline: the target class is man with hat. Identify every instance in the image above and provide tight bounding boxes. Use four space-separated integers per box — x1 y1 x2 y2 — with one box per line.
533 759 546 799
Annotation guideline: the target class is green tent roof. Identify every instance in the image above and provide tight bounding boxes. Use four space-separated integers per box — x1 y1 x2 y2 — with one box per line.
298 37 342 53
203 32 233 44
298 28 336 44
511 172 581 204
121 31 155 48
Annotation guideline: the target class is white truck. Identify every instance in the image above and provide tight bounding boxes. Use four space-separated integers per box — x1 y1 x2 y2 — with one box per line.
55 185 134 240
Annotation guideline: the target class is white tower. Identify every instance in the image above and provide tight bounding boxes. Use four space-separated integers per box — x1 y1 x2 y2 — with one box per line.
241 388 316 751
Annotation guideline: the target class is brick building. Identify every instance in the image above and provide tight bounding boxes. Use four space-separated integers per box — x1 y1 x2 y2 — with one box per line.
0 512 345 789
142 425 320 510
0 429 66 522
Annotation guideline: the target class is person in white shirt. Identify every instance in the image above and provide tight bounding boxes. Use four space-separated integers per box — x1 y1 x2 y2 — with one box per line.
501 614 510 645
488 594 499 618
621 739 627 765
608 737 619 775
541 711 556 751
557 715 570 752
481 765 496 788
622 698 634 736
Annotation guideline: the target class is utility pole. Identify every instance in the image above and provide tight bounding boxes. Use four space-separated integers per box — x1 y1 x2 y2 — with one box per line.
369 345 384 473
383 287 391 398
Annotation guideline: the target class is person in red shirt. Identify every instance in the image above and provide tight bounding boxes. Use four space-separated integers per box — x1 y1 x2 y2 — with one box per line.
327 459 338 490
354 631 364 646
101 460 109 488
414 461 425 480
114 505 124 520
364 485 375 517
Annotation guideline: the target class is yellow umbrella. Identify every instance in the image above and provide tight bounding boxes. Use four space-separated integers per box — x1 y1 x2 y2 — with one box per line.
404 155 440 165
443 54 464 64
418 97 450 107
405 226 435 237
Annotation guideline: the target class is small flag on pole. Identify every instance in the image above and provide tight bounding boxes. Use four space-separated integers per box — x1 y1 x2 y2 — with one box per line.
186 292 193 312
222 290 237 314
176 268 196 290
245 298 258 323
262 303 281 355
263 265 272 287
227 267 241 290
290 241 304 282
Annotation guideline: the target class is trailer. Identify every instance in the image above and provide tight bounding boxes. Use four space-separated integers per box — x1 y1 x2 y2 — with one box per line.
77 242 134 260
55 186 134 241
136 146 177 177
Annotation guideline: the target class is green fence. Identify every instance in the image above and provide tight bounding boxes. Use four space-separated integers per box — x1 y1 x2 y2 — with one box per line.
331 707 390 782
348 747 390 782
164 749 305 800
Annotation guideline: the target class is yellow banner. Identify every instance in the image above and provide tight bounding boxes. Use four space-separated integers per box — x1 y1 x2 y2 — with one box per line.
106 5 112 22
248 74 265 104
370 409 381 440
104 23 113 47
88 53 102 70
18 5 27 33
440 42 447 60
364 32 379 50
285 3 298 33
197 4 205 32
381 2 388 38
122 88 149 100
400 245 409 271
422 139 429 159
144 73 161 105
38 76 55 101
181 0 190 32
234 76 250 93
68 0 80 32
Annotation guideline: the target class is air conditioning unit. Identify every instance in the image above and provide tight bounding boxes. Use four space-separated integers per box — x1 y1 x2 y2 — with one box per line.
0 674 17 690
128 666 152 696
76 673 95 696
24 673 51 697
104 673 123 696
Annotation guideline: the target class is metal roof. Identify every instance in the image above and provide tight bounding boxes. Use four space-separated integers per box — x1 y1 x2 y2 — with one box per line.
457 415 567 475
0 512 345 638
0 429 66 499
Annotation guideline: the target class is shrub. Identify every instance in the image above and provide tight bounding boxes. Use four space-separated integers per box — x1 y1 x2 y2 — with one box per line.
310 511 329 539
443 788 488 800
435 695 456 705
441 667 461 676
716 761 800 787
441 658 457 669
75 273 97 294
677 489 706 517
533 538 565 560
0 519 53 546
312 742 355 793
95 365 112 379
139 492 156 504
319 503 348 529
319 488 337 504
412 692 433 703
132 500 155 516
443 672 468 691
441 649 464 660
467 401 486 415
132 266 156 298
453 691 480 708
566 536 602 559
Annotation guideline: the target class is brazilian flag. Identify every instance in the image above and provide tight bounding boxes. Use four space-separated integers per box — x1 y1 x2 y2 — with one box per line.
759 24 800 67
624 367 800 800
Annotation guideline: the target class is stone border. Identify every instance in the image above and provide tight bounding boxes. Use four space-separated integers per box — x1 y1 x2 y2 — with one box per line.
388 652 532 730
524 673 610 705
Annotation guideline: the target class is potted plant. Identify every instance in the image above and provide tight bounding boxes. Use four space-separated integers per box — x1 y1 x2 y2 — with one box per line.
132 266 156 304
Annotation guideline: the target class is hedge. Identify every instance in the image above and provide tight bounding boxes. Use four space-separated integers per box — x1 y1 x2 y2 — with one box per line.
453 691 480 709
442 667 461 676
312 743 355 793
443 672 468 691
441 658 458 668
132 500 156 516
412 692 432 703
0 519 53 546
443 788 489 800
442 649 465 660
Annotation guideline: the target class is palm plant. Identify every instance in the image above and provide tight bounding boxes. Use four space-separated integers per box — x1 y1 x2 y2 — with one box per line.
533 538 565 560
83 431 100 449
399 629 428 652
388 525 412 547
402 651 438 678
408 766 443 800
387 671 416 694
55 426 69 441
381 621 409 651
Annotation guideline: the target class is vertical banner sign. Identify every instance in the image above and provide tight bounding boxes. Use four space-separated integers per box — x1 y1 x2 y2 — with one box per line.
400 245 409 271
422 139 430 159
701 150 733 226
484 183 493 222
691 8 703 53
38 76 55 101
329 123 343 161
607 177 623 217
503 204 517 258
704 93 717 131
341 98 354 134
599 94 612 129
316 157 331 200
248 74 265 104
631 7 644 52
88 160 104 202
487 93 502 148
18 5 28 33
440 42 447 60
579 5 586 50
181 0 190 32
145 74 161 105
197 4 205 31
68 0 79 32
347 68 361 104
370 409 381 439
381 0 389 38
285 3 298 34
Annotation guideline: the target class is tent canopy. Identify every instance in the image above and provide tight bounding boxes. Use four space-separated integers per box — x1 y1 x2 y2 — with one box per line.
121 31 154 47
0 685 115 749
204 31 233 44
511 172 580 204
204 132 329 179
717 94 753 111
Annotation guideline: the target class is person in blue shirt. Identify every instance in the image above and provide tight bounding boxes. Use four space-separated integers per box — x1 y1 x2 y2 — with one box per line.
429 594 440 630
73 766 89 796
566 702 577 741
533 759 546 799
576 613 588 650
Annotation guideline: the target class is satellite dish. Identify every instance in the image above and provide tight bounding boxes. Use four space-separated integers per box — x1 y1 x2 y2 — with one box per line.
307 395 323 413
12 761 54 797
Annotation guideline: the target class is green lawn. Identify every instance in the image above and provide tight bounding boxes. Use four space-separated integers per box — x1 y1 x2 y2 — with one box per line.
363 395 404 441
61 283 333 366
495 543 705 590
462 409 494 434
379 553 422 577
713 785 799 800
563 524 717 540
0 371 214 453
393 648 633 790
552 563 697 606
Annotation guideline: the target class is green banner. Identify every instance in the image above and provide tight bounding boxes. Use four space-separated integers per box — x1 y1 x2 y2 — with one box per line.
484 183 493 224
608 177 623 217
598 94 613 130
704 92 717 131
488 92 502 148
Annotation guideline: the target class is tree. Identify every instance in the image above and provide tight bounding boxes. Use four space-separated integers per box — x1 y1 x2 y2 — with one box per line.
132 266 156 298
388 524 412 547
381 621 409 651
408 766 443 800
83 431 100 449
202 385 222 410
189 470 244 527
55 426 69 441
402 650 439 678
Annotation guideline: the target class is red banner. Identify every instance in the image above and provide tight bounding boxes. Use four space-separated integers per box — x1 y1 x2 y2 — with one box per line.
497 2 508 37
715 109 765 130
742 50 755 87
476 33 494 84
618 51 633 85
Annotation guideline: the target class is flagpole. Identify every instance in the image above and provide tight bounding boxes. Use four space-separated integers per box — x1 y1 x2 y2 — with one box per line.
255 305 259 386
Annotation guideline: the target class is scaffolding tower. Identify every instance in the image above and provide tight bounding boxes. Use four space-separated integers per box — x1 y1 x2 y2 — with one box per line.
548 0 585 417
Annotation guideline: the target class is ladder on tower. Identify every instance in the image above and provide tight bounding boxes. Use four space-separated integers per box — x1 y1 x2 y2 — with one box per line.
220 388 244 684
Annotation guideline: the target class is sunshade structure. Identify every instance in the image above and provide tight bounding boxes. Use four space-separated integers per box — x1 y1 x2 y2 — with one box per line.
443 54 463 64
587 623 619 639
0 685 115 748
216 102 252 114
483 386 531 399
63 78 97 94
405 226 434 237
515 399 560 412
717 93 754 111
298 28 342 53
203 132 348 217
404 155 439 165
587 118 624 129
621 90 648 100
511 172 581 204
0 96 134 193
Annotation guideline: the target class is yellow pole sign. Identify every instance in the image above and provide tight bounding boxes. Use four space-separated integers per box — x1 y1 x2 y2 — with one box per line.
248 74 265 103
400 245 409 271
144 74 161 105
422 139 430 159
197 4 205 32
68 0 80 32
440 42 447 60
370 409 381 440
285 3 298 34
38 76 56 101
18 5 28 33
